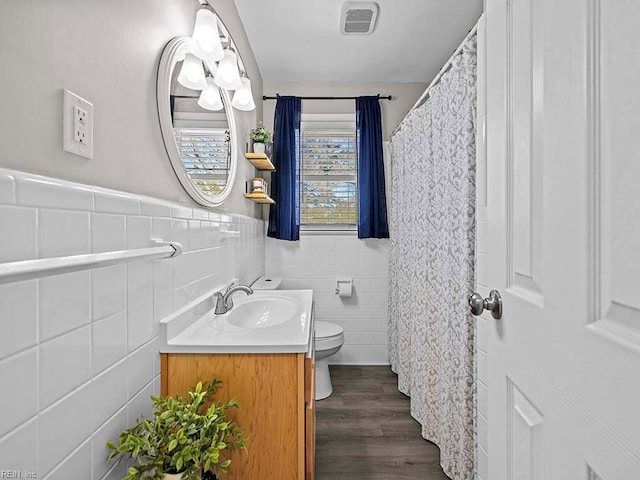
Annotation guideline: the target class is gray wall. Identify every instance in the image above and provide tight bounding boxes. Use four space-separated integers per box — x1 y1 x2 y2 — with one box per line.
262 82 426 138
0 0 263 217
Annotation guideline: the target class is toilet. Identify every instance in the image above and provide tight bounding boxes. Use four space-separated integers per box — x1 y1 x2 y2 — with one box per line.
313 320 344 400
252 276 345 400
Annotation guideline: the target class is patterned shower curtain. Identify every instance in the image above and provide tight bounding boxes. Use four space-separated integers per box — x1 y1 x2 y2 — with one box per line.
388 33 477 480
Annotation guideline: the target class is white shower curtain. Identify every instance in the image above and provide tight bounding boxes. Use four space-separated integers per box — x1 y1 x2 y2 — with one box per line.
388 33 477 480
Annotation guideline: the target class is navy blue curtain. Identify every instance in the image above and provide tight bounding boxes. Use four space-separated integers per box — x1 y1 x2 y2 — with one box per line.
268 96 301 241
356 96 389 239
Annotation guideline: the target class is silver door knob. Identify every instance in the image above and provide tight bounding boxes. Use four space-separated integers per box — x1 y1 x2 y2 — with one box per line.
469 290 503 319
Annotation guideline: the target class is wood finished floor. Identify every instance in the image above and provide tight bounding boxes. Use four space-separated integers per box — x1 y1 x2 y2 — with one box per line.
315 366 451 480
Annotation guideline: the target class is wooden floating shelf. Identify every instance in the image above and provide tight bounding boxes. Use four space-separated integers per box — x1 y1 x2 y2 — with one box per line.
245 152 275 171
244 192 275 204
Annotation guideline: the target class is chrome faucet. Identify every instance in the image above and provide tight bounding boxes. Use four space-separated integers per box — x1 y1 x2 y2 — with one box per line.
214 283 253 314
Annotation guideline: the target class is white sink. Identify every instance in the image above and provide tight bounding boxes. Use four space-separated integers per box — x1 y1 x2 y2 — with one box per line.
160 289 313 354
226 296 299 328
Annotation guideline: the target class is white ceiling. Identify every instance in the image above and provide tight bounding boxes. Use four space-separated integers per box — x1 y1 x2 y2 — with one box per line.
233 0 483 84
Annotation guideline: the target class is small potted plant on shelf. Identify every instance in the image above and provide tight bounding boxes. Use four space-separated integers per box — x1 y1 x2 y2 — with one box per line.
249 121 272 154
106 380 245 480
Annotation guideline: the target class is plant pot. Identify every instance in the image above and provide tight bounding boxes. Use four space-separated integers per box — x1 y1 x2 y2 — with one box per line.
163 473 184 480
252 142 265 154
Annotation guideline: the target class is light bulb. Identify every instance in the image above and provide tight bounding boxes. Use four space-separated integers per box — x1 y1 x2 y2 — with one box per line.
177 53 208 90
198 78 224 111
191 8 224 62
214 49 242 90
232 77 256 111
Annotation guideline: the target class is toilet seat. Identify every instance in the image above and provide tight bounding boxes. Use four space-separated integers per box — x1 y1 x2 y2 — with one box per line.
315 321 344 351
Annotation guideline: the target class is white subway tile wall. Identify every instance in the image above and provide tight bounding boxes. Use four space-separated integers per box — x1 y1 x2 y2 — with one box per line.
0 168 264 479
265 234 389 365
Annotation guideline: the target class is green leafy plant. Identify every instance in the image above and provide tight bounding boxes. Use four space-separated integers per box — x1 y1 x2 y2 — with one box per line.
249 122 272 144
106 380 245 480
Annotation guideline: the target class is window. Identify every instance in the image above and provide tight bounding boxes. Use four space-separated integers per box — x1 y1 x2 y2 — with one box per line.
300 129 357 226
174 128 231 196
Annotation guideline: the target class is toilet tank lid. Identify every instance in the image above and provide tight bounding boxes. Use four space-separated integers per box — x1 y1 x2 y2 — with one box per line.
315 321 344 338
251 276 283 290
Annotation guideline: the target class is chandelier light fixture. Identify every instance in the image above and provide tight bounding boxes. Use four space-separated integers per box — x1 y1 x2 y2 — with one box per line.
177 53 208 90
214 49 242 90
231 77 256 111
191 8 224 61
198 77 224 111
178 4 255 111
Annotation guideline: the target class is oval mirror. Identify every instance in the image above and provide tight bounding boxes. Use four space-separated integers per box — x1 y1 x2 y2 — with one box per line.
157 36 237 207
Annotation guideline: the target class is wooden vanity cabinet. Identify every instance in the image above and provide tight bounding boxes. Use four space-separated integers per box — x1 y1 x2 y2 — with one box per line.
161 350 315 480
304 356 316 480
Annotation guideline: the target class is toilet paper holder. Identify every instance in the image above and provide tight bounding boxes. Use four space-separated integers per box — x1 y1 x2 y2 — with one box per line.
335 278 353 295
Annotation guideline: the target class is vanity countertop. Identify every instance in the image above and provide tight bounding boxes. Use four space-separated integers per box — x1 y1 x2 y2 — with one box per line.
159 289 314 354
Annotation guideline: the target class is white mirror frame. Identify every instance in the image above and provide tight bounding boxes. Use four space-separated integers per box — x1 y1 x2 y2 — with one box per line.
157 36 238 208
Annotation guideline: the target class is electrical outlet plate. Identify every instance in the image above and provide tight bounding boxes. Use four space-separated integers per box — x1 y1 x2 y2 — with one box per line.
63 89 93 159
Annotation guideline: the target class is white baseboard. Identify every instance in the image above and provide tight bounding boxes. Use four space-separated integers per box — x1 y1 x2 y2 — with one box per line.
328 360 391 366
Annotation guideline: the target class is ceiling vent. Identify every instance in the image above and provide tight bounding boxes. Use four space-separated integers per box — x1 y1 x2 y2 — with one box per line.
340 2 379 35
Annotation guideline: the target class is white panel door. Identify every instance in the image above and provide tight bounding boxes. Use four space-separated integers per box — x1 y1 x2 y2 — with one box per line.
482 0 640 479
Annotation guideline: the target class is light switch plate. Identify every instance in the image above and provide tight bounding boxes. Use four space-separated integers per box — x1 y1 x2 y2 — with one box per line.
63 89 93 159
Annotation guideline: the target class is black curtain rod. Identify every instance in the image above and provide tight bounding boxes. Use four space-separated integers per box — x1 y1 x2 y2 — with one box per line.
262 95 392 101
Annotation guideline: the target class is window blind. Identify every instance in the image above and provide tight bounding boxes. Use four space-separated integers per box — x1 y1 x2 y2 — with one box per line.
300 131 357 225
174 128 231 196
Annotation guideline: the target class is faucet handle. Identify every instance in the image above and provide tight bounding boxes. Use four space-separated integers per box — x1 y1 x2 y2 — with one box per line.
224 281 237 294
213 291 226 315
